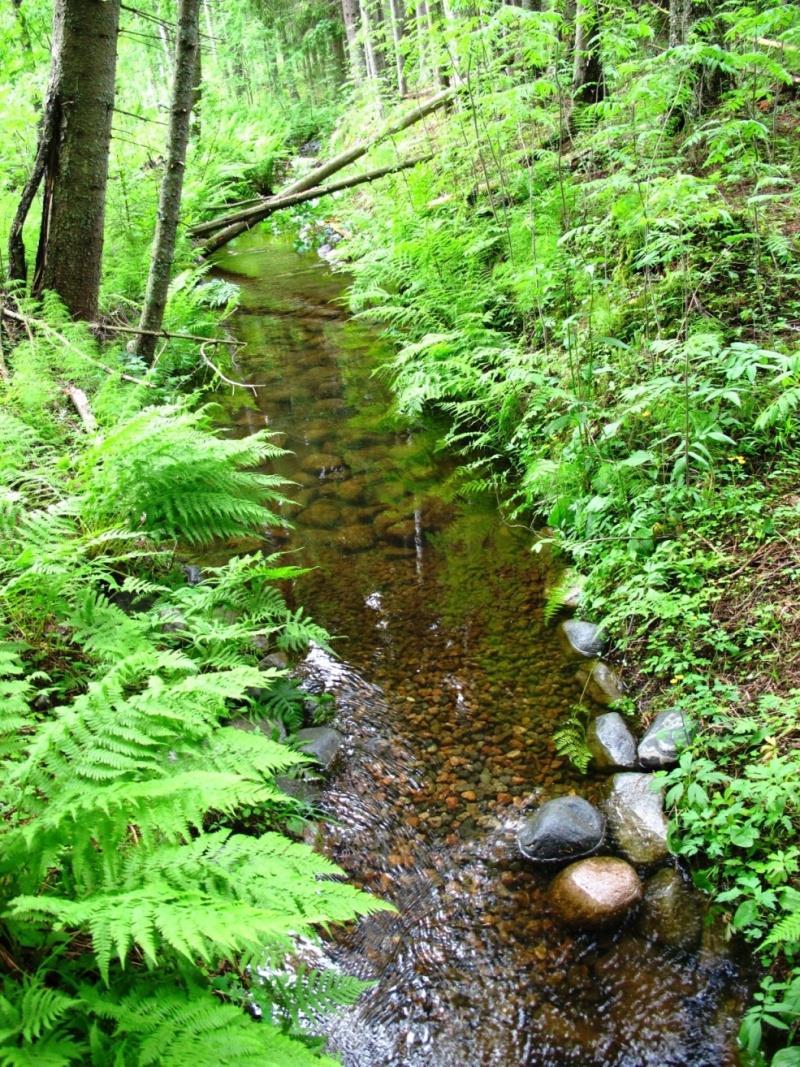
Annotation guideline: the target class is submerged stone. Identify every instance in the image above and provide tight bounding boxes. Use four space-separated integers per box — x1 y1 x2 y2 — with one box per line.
587 712 637 771
638 709 694 769
560 619 606 658
384 520 417 543
301 451 348 477
606 773 670 865
639 867 704 950
517 795 606 864
548 856 643 929
300 500 341 528
333 524 376 552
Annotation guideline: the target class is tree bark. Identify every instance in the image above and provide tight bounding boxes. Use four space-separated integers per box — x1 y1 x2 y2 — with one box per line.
389 0 407 94
134 0 200 362
8 0 120 320
669 0 691 47
342 0 365 80
572 0 604 104
199 155 432 257
359 0 384 79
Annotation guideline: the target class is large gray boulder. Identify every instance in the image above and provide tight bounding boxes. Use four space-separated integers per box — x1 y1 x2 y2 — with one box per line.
639 867 704 950
560 619 606 658
296 726 343 770
606 773 670 865
587 712 638 771
638 709 694 769
518 796 606 864
548 856 643 929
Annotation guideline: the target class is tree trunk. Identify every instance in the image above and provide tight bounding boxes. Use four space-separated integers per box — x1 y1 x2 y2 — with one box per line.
669 0 691 47
359 0 383 79
192 36 202 139
342 0 365 80
572 0 604 104
134 0 200 362
8 0 120 320
388 0 407 95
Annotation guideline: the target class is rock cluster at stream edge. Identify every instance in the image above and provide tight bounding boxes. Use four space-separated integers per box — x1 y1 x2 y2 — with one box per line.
512 613 700 933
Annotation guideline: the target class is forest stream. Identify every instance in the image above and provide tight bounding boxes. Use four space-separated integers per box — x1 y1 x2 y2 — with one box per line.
213 233 747 1067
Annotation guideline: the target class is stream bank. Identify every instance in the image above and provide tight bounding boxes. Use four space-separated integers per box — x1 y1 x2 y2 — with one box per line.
214 232 746 1067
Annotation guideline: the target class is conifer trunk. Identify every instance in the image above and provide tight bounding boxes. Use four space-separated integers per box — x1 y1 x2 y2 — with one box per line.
341 0 365 79
8 0 120 320
135 0 200 362
388 0 407 95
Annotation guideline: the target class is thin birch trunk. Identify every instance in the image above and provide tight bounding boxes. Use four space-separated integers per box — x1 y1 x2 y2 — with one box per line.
135 0 200 362
389 0 408 95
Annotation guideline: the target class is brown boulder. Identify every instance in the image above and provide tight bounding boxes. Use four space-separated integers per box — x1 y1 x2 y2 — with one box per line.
548 856 643 929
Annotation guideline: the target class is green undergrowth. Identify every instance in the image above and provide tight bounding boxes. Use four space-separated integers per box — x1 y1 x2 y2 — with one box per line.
299 4 800 1060
0 296 389 1064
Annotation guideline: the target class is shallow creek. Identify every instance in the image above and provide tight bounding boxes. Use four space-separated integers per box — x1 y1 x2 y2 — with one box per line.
213 233 745 1066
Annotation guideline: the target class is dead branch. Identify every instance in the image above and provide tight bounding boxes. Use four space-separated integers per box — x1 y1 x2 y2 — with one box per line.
89 321 242 346
0 307 153 387
197 154 432 255
64 384 98 433
191 86 455 241
199 341 267 395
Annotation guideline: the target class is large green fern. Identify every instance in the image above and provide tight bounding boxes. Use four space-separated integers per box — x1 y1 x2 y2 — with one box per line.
0 334 385 1064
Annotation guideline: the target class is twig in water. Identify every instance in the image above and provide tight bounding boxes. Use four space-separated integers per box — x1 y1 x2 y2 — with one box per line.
199 342 267 396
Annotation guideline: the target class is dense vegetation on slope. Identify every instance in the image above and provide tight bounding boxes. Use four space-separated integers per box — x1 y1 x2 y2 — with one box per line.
277 4 800 1061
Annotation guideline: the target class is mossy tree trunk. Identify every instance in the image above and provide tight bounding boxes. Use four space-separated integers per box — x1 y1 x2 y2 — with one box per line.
134 0 201 362
8 0 120 321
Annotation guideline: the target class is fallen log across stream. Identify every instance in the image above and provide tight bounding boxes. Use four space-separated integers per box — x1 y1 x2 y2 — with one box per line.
196 153 432 255
191 86 456 254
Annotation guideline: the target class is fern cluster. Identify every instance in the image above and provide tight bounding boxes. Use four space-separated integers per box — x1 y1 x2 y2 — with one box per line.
0 321 385 1065
552 703 592 775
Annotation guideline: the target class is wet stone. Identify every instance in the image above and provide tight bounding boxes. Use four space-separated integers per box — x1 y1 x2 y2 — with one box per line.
606 772 670 865
548 856 643 929
518 796 606 865
300 500 341 529
639 867 704 950
560 619 606 658
577 660 624 706
296 726 344 770
587 712 637 771
638 709 694 769
301 451 348 477
231 715 287 742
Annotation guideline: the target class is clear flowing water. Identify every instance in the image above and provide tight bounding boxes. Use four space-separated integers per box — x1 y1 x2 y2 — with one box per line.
213 233 745 1066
